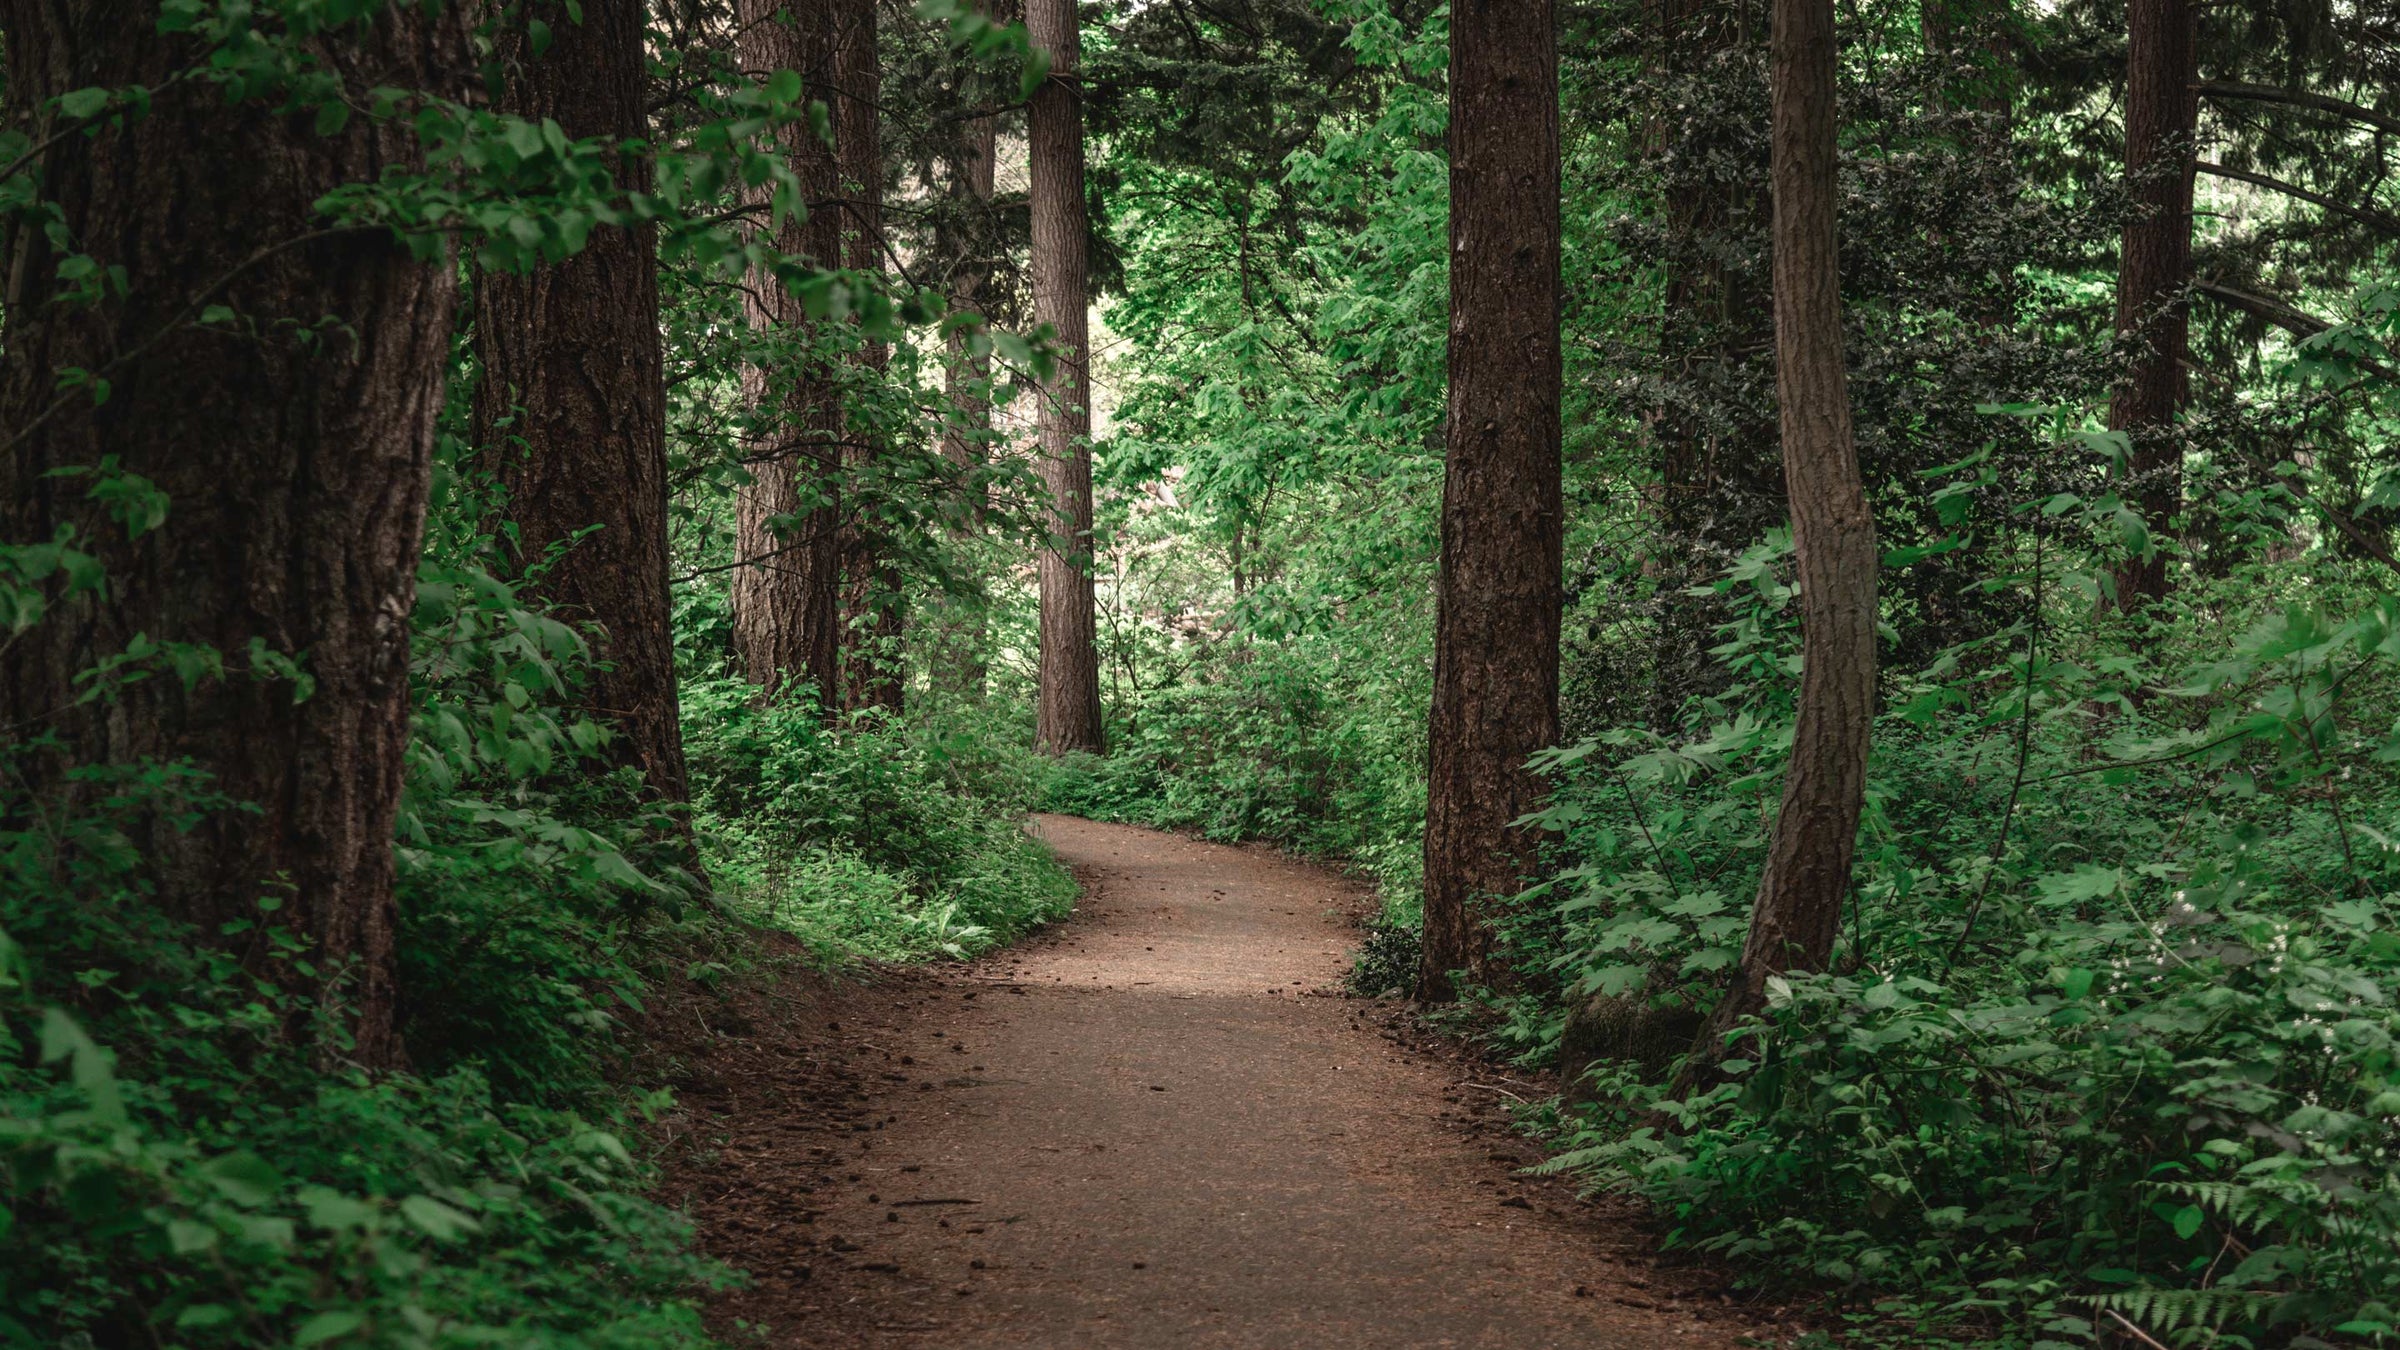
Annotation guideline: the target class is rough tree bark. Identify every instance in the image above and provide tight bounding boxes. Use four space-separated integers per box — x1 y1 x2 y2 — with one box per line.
473 0 692 806
1689 0 1878 1058
834 0 904 713
733 0 847 708
1415 0 1564 1001
2107 0 2197 611
0 0 467 1067
1027 0 1106 754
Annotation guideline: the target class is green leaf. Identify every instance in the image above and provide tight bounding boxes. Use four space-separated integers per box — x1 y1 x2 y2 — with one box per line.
2036 865 2122 908
294 1310 367 1346
399 1194 480 1242
58 87 110 119
200 1152 284 1207
301 1187 377 1232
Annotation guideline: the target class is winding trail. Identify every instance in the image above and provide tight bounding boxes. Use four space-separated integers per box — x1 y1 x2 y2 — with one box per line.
687 816 1791 1348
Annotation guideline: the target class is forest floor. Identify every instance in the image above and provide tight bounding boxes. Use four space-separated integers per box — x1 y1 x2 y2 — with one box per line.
664 815 1809 1349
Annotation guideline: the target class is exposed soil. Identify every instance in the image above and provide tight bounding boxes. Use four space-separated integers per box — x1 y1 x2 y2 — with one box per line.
664 815 1804 1348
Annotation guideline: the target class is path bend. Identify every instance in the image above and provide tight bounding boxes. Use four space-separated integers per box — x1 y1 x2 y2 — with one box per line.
691 815 1787 1348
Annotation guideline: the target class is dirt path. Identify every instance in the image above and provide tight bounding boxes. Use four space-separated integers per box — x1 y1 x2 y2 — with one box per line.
676 816 1795 1348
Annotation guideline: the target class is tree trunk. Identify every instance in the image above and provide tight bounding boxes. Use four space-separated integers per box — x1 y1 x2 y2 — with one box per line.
932 91 1003 705
1027 0 1106 754
834 0 904 714
733 0 846 709
2107 0 2197 611
1415 0 1564 1001
1690 0 1877 1057
473 0 692 806
0 0 467 1068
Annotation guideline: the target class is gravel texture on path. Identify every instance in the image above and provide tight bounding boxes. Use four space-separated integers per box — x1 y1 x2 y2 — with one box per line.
671 815 1797 1349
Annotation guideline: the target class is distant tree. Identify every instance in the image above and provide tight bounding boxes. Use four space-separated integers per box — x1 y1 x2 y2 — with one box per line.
733 0 848 708
1416 0 1564 1000
0 0 469 1067
835 0 905 713
1691 0 1877 1051
930 30 1006 706
1647 0 1778 729
474 0 693 807
1027 0 1106 754
2107 0 2196 611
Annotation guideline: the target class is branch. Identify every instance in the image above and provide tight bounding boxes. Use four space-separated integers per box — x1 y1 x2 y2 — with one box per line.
2196 159 2400 236
2196 79 2400 136
670 518 841 585
2194 277 2400 382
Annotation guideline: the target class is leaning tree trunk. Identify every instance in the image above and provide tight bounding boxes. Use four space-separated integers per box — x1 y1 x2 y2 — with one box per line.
1027 0 1106 754
473 0 692 806
1415 0 1564 1001
1687 0 1878 1061
0 0 466 1068
733 0 847 709
2107 0 2196 612
833 0 904 714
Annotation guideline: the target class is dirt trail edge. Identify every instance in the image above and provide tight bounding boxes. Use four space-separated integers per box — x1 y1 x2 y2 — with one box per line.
674 815 1796 1349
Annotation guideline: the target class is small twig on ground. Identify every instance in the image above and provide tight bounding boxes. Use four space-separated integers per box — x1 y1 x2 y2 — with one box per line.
2104 1308 2171 1350
1461 1083 1530 1104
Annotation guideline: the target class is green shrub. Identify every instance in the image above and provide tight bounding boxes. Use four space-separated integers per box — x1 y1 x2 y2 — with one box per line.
1521 556 2400 1346
0 751 727 1350
680 676 1074 961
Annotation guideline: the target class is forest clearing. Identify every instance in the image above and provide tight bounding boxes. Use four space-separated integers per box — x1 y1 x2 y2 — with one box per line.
1 0 2395 1346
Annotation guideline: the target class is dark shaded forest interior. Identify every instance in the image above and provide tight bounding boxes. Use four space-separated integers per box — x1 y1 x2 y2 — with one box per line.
1 0 2396 1345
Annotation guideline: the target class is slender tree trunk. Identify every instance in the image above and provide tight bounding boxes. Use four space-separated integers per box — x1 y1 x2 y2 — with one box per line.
1027 0 1105 754
834 0 903 713
1690 0 1877 1056
944 110 1000 475
1415 0 1563 1001
2107 0 2197 612
0 0 467 1068
933 94 1002 705
733 0 846 709
473 0 692 806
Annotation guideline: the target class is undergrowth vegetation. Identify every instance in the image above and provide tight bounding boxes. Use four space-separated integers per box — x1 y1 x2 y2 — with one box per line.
1517 507 2400 1346
0 392 1069 1350
682 677 1074 962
